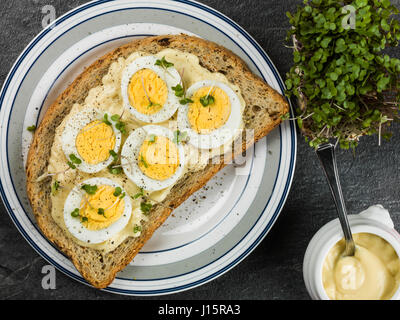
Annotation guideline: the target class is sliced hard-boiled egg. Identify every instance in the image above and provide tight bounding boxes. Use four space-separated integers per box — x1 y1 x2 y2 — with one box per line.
63 177 132 244
61 108 122 173
121 56 181 123
121 125 185 191
177 80 243 149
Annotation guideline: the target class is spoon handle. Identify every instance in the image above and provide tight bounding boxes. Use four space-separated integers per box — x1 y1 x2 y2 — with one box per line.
316 143 355 256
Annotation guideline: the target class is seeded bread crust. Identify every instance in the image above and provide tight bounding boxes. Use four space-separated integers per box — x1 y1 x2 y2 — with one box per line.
25 34 289 289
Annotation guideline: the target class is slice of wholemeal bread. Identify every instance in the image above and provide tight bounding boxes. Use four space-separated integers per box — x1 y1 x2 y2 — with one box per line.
25 34 289 289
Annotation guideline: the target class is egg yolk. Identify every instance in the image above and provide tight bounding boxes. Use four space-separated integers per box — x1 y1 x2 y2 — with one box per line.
138 136 180 181
188 86 231 134
76 120 116 165
80 185 125 231
128 69 168 115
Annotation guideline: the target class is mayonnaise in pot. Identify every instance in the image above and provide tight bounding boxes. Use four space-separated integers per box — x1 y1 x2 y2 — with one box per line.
322 233 400 300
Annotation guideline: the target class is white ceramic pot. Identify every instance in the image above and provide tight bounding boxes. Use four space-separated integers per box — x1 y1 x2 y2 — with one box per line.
303 205 400 300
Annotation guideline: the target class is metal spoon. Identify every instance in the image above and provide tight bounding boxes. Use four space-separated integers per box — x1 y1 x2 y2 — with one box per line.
316 143 356 257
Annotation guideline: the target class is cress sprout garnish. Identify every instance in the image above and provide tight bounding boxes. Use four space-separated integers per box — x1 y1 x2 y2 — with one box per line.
140 201 153 215
173 130 188 145
179 97 194 105
200 95 215 107
71 208 80 218
51 181 60 196
107 150 122 175
81 184 98 195
131 189 174 211
133 225 142 233
148 134 157 144
103 113 112 126
67 154 82 169
113 187 122 197
132 188 145 200
109 150 118 162
285 0 400 150
172 84 185 97
108 165 123 175
102 113 127 134
172 84 194 105
27 125 36 132
139 155 149 168
111 114 127 134
155 56 174 69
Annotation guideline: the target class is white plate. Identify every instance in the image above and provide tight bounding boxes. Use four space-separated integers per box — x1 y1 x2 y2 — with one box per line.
0 0 296 296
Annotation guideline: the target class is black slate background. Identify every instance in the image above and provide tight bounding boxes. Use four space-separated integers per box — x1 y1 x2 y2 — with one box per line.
1 0 400 300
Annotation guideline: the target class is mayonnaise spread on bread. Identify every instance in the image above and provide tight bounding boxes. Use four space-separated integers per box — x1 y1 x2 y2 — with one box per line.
47 49 245 253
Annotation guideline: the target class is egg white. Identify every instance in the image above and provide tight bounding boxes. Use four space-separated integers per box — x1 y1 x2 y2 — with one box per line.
177 80 243 150
61 108 122 174
121 55 181 124
63 177 132 244
121 125 186 192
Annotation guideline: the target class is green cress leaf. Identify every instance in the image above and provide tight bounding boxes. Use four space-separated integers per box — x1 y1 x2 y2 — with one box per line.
103 113 112 126
140 202 153 215
98 208 105 216
179 97 194 105
173 130 188 145
27 125 36 132
173 82 194 105
81 184 98 195
108 150 122 175
113 187 122 197
133 225 142 233
109 150 118 162
200 95 215 107
67 161 76 170
69 154 82 165
111 114 120 122
155 56 174 69
132 188 145 199
280 112 291 120
71 208 80 218
285 0 400 149
108 165 122 175
51 181 60 196
140 155 149 168
147 101 161 109
172 84 185 97
148 134 156 144
115 120 127 134
109 113 126 134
